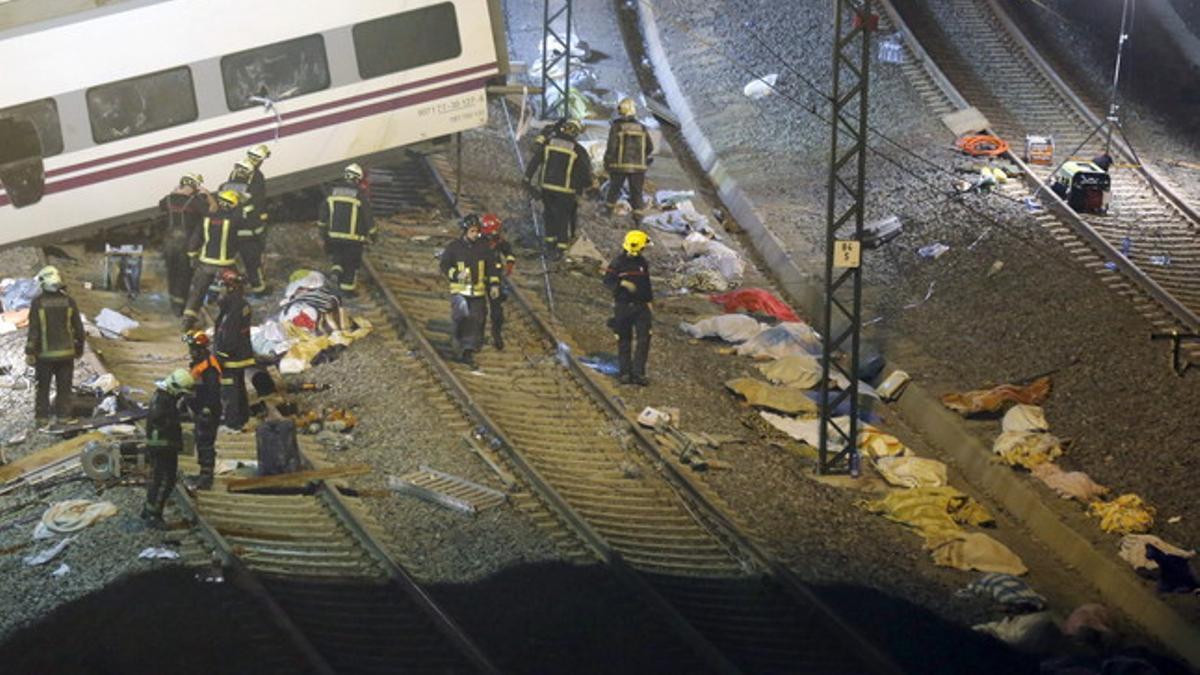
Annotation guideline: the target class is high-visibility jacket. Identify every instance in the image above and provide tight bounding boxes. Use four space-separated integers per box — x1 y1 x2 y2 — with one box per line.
318 180 376 242
604 116 653 173
439 237 500 298
145 389 185 451
528 136 592 195
25 290 83 361
219 180 264 237
190 211 242 266
215 292 254 369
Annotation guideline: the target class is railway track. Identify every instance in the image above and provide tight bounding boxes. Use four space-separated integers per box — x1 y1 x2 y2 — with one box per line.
59 259 498 674
882 0 1200 363
359 154 900 674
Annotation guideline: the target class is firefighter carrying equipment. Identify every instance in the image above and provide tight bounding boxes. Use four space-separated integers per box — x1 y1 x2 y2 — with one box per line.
955 134 1009 157
623 230 648 254
36 266 63 292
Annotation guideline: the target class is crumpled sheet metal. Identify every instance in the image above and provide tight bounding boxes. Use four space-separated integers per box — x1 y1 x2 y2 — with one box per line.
724 378 818 415
941 377 1052 415
1088 494 1155 534
992 431 1063 470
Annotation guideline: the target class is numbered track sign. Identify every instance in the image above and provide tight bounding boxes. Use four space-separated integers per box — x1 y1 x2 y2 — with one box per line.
834 240 861 268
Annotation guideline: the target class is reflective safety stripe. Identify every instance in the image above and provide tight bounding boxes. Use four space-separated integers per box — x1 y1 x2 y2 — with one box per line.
610 127 648 172
219 377 234 385
327 196 366 241
222 358 254 369
199 218 236 266
539 141 577 194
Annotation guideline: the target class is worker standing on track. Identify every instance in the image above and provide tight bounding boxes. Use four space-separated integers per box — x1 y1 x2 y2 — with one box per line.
480 213 513 351
604 98 654 221
181 189 239 330
245 144 270 208
25 266 84 427
141 368 194 529
213 269 254 430
317 163 376 296
525 118 592 258
439 214 501 369
223 160 269 297
158 173 210 316
603 230 653 386
185 331 222 490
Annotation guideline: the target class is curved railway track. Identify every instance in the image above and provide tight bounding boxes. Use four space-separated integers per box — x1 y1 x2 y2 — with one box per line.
360 155 901 675
64 263 498 674
882 0 1200 362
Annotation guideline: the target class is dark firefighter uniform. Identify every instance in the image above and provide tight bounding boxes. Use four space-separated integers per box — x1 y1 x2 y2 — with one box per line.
221 177 268 294
214 288 254 429
183 204 243 326
482 231 514 350
604 115 654 216
189 346 222 489
158 188 208 315
142 374 190 526
525 128 592 254
439 234 500 364
25 286 84 422
318 179 376 293
603 248 653 384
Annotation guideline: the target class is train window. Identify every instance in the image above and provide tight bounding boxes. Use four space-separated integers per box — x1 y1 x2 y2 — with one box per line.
221 34 331 111
86 67 198 143
353 3 462 79
0 99 63 157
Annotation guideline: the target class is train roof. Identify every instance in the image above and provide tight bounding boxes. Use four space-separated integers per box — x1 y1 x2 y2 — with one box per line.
0 0 455 108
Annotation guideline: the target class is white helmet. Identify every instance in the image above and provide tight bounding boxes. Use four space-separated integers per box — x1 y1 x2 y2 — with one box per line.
36 266 63 292
158 368 195 396
247 144 271 165
344 163 364 182
230 160 254 182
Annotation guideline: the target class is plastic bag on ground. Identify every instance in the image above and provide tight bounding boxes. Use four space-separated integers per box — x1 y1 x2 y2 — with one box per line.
679 314 764 343
94 308 139 338
710 289 800 322
743 73 779 99
736 322 821 359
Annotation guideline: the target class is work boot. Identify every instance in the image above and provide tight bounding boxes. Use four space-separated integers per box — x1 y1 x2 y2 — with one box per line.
139 505 166 530
461 350 479 370
618 373 633 385
632 374 650 387
492 333 504 351
196 468 214 491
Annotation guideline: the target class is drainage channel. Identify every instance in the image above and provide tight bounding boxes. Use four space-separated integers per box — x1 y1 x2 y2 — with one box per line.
58 257 499 675
360 154 901 675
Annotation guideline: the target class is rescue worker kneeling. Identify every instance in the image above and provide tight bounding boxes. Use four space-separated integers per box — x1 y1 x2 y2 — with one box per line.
186 331 222 490
141 368 194 529
603 230 653 386
318 163 376 294
25 266 84 426
525 118 592 257
604 98 654 219
213 269 254 430
439 214 501 369
181 189 240 330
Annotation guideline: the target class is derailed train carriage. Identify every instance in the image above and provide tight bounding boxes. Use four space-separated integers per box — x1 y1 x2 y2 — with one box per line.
0 0 508 248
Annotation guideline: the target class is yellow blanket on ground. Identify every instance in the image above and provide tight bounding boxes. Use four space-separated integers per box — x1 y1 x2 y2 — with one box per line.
926 532 1027 575
1089 494 1155 534
858 486 994 541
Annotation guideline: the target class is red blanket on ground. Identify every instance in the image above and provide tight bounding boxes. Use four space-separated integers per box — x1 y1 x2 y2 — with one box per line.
709 289 799 322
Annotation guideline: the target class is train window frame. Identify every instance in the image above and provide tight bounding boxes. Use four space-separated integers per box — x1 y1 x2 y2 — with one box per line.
220 33 332 112
352 3 463 80
86 66 198 144
0 98 64 158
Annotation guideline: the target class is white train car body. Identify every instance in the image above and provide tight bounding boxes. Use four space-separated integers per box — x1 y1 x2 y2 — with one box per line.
0 0 501 247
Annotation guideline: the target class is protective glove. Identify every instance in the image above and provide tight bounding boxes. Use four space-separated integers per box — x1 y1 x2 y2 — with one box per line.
619 280 637 292
489 286 500 300
25 354 36 366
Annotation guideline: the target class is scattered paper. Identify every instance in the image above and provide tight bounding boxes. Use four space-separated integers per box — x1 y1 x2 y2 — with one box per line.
51 563 70 578
138 547 180 560
24 537 73 566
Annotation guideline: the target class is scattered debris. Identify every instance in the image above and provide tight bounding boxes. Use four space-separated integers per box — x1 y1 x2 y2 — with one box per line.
1 277 38 312
51 563 70 578
875 370 910 400
636 406 675 429
878 32 905 64
565 233 607 266
1088 494 1155 534
917 242 950 260
957 573 1046 611
1117 534 1194 572
226 464 370 492
941 377 1052 415
742 73 779 99
138 547 181 560
93 307 140 339
1001 404 1048 433
40 499 118 533
23 537 73 566
972 612 1057 652
295 408 358 434
387 466 507 514
757 354 822 389
993 431 1063 469
862 216 903 249
579 354 621 377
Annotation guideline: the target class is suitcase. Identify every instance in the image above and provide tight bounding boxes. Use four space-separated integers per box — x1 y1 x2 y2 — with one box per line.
255 418 302 476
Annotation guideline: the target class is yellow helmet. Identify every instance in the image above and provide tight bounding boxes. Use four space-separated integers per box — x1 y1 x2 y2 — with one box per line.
36 265 63 291
216 190 241 208
561 119 583 138
179 173 204 189
247 144 271 164
617 98 637 116
344 163 364 182
623 230 649 255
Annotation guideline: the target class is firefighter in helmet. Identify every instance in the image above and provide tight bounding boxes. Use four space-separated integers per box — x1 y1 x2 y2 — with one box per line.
185 331 222 490
525 118 592 258
604 98 654 220
141 368 194 528
25 266 85 426
223 160 268 295
317 163 376 295
213 269 253 430
244 144 270 206
182 189 244 330
158 173 213 315
438 214 501 369
479 213 513 350
603 230 653 386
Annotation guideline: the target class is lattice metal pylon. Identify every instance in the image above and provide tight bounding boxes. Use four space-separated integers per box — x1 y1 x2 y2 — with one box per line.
540 0 573 119
818 0 874 475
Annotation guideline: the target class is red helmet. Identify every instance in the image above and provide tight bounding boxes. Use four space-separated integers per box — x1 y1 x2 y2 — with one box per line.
480 213 502 236
218 268 244 289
